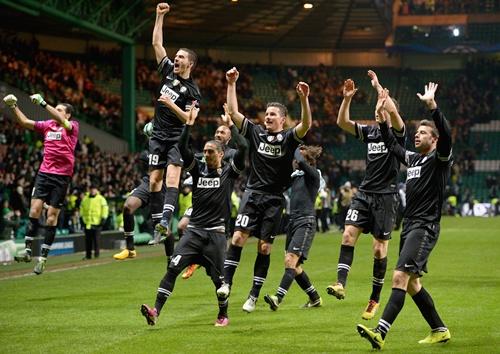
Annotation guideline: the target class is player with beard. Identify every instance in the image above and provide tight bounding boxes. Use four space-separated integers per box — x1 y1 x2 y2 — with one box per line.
180 104 247 279
141 103 246 327
357 83 452 349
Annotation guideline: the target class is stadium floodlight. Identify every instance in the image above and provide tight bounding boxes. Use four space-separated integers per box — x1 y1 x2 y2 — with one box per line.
303 3 313 9
452 27 460 37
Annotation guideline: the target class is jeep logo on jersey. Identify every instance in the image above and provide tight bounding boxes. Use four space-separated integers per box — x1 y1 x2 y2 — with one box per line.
197 177 221 188
367 142 388 154
46 131 62 141
407 166 421 181
258 142 282 157
160 85 180 102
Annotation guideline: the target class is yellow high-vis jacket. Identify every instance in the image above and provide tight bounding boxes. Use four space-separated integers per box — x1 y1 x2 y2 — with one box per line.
80 192 109 229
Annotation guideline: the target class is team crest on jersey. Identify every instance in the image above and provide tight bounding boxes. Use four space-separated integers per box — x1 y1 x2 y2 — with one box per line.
217 168 223 175
267 135 274 142
160 85 180 102
277 133 283 142
367 142 388 154
407 166 421 181
46 131 62 141
258 142 282 156
172 79 180 86
180 86 187 93
197 177 221 188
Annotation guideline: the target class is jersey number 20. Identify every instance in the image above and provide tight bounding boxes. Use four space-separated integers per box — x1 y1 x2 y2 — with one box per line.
235 214 249 227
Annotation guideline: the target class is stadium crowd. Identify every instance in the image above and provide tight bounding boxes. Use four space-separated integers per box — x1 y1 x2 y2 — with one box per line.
0 113 144 238
398 0 499 15
1 36 498 241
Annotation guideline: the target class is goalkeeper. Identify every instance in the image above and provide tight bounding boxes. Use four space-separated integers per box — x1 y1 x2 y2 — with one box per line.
2 93 79 275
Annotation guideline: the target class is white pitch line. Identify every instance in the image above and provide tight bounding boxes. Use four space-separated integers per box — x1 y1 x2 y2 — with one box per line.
0 260 115 281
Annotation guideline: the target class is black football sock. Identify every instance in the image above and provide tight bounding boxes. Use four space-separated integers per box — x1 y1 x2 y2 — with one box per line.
370 257 387 302
337 244 354 286
375 288 406 339
412 287 446 331
276 268 296 301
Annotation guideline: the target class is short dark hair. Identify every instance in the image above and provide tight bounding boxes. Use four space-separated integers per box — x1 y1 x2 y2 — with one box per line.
59 103 74 116
300 145 322 166
419 119 439 138
266 102 288 117
179 47 197 70
205 140 223 152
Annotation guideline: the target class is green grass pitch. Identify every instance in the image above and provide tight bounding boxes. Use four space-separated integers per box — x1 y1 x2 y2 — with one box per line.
1 217 499 353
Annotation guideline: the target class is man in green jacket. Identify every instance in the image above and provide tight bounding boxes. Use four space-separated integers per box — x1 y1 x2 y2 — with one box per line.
80 184 109 259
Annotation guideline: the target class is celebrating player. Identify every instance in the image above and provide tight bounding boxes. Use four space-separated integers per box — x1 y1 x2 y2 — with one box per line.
327 72 405 320
3 93 79 274
113 150 167 260
357 83 452 349
264 145 323 310
217 67 311 313
180 104 248 279
141 103 246 327
148 2 201 246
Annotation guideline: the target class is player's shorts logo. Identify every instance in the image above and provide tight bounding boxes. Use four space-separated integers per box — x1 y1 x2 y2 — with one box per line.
160 85 180 102
407 166 421 180
367 142 388 154
258 142 282 157
46 131 62 140
197 177 221 188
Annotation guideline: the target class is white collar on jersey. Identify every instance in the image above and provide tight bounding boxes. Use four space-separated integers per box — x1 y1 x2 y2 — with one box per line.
290 169 326 191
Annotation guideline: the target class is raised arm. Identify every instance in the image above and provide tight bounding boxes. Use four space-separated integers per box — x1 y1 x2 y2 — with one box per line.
3 95 35 130
294 82 312 139
225 67 245 130
30 94 73 130
222 103 248 150
376 93 408 165
417 82 452 160
231 130 247 174
336 79 357 136
178 105 200 172
368 70 404 131
152 3 169 65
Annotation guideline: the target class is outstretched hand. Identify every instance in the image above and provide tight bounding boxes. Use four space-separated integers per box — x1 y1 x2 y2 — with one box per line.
417 82 438 110
156 3 170 15
226 67 239 84
185 102 200 126
296 81 310 98
220 103 233 127
375 89 389 123
343 79 358 98
367 70 382 93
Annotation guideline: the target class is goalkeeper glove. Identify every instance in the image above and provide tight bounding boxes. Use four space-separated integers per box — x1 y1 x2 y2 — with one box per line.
3 94 18 108
30 93 47 108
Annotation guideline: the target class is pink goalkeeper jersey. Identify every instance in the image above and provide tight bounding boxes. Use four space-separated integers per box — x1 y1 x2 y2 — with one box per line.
34 119 79 176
